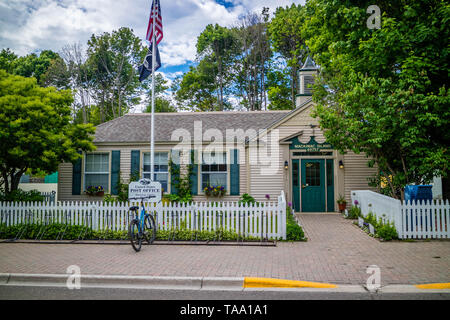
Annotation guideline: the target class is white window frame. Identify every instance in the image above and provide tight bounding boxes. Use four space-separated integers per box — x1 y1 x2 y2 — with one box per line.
83 152 110 193
201 151 228 194
142 151 170 193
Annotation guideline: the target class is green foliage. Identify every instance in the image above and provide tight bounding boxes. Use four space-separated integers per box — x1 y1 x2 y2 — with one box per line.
173 59 220 111
376 222 398 241
363 212 380 229
144 73 176 113
167 155 194 204
238 193 256 206
347 206 361 219
285 206 305 241
86 27 147 122
337 194 347 205
267 66 293 110
357 212 398 241
0 70 96 194
0 223 92 240
0 189 45 202
268 4 307 105
0 49 61 86
0 223 260 241
304 0 450 199
196 23 237 111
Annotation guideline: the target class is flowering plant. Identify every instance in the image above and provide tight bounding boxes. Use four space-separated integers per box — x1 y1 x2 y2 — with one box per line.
85 185 104 196
204 185 226 197
265 194 270 200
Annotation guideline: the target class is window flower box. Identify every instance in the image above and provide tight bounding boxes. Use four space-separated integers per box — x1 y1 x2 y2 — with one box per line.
85 186 105 196
204 185 226 198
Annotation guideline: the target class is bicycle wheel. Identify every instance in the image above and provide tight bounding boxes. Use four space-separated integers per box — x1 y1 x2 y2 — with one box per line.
128 219 142 252
143 214 156 244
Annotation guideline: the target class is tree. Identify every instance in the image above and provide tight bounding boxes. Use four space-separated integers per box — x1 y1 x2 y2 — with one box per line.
266 59 292 110
173 58 220 111
144 73 176 113
0 70 96 194
268 4 307 107
0 49 17 74
87 27 147 122
197 24 237 111
0 49 62 86
304 0 449 199
232 9 272 111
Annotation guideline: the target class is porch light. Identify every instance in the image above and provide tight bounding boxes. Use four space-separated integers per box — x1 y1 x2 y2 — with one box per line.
284 161 289 170
339 160 344 169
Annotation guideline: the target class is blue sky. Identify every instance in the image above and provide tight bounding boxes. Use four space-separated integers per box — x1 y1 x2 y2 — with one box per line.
0 0 305 110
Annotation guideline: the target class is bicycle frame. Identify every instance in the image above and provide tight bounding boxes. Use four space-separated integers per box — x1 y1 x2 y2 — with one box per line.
138 201 146 233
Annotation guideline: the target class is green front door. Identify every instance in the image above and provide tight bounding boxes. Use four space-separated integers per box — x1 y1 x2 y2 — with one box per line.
301 159 326 212
292 159 300 212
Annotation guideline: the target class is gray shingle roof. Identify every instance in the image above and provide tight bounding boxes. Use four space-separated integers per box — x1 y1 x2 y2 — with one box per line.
93 111 291 143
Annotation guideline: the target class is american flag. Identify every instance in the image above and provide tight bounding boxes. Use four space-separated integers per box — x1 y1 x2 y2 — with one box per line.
146 0 163 45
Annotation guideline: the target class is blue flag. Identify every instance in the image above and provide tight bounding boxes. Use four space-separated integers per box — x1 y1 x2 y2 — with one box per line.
138 43 161 82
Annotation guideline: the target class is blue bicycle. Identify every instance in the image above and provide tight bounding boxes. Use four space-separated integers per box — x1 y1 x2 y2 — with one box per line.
128 197 157 252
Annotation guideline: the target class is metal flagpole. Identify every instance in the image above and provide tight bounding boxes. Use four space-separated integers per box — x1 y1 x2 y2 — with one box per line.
150 0 156 182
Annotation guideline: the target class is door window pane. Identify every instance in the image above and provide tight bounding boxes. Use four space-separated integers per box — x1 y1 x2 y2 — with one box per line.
305 162 320 186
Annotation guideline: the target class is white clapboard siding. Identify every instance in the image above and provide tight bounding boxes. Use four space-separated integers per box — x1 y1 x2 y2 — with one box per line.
0 191 287 240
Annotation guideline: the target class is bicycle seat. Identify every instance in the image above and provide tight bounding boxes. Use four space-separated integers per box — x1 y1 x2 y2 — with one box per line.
129 206 140 211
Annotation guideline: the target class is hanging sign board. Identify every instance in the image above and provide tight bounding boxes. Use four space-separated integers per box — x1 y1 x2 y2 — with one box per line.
128 179 162 202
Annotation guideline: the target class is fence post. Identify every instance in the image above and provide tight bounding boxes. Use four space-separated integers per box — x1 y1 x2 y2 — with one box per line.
279 191 287 240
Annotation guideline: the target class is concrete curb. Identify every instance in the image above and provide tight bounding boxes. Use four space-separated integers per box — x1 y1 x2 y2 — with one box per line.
1 273 449 293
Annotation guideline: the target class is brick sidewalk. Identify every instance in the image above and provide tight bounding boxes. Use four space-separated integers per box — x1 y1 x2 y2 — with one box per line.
0 214 449 285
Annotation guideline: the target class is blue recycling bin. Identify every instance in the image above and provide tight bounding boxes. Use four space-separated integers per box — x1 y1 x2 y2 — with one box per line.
404 185 433 203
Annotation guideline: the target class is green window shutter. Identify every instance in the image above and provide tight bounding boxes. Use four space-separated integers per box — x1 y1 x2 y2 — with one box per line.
170 149 180 195
190 150 198 196
130 150 140 181
230 149 240 196
72 152 82 195
111 150 120 195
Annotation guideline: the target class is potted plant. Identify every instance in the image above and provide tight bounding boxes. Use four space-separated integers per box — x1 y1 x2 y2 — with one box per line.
337 194 347 212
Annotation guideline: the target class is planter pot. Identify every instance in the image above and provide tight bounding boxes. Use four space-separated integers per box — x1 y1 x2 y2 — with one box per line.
338 203 347 212
358 217 364 228
96 191 104 197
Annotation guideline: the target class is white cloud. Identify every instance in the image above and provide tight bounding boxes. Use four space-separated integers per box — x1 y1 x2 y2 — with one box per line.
1 0 304 63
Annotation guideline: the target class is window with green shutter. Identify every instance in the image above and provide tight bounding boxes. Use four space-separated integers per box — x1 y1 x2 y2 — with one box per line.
84 153 110 192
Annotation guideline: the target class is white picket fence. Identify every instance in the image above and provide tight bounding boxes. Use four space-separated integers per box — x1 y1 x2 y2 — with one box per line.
352 190 450 239
0 192 287 240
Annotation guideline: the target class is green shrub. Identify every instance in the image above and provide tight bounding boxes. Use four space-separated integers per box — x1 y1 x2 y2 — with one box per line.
285 206 305 241
0 223 92 240
376 222 398 241
0 223 261 241
0 189 45 202
364 212 380 229
238 193 256 206
347 206 361 219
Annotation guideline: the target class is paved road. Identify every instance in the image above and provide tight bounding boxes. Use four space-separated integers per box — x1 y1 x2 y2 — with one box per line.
0 214 449 285
1 285 449 300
